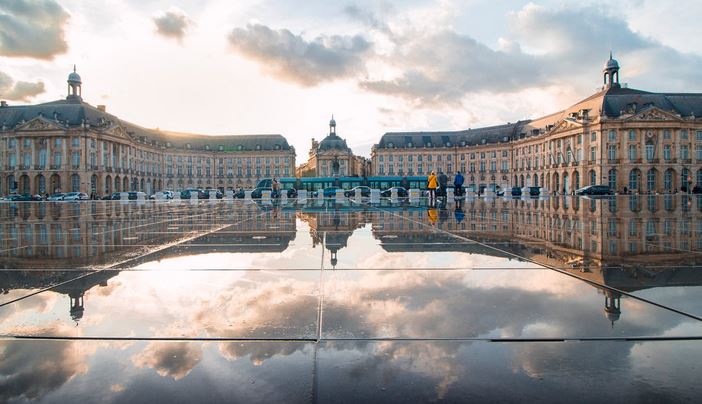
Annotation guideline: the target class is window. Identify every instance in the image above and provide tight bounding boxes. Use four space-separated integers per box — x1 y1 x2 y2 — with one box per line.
664 170 673 191
608 169 617 190
71 152 80 168
577 134 582 144
681 130 689 140
628 130 636 141
697 131 702 141
628 145 637 161
591 132 597 141
697 144 702 160
646 144 655 160
38 149 46 168
663 144 671 160
590 170 596 186
607 130 616 141
379 155 384 162
608 145 617 161
590 147 596 162
72 137 80 147
71 174 80 192
647 169 656 191
680 145 689 160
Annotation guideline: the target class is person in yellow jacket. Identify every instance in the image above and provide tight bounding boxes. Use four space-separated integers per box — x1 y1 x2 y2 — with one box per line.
427 171 438 202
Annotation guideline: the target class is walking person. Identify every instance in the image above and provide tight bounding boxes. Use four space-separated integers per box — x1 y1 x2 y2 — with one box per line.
438 171 448 200
453 171 464 200
272 178 280 198
427 171 438 203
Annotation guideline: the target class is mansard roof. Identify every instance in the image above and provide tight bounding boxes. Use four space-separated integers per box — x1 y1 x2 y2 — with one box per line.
376 122 526 149
0 98 292 152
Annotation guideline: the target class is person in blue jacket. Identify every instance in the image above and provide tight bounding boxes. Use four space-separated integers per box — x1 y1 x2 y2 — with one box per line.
453 171 465 197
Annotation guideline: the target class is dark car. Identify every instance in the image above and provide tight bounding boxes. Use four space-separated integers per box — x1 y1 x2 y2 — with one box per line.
4 194 35 201
380 187 408 198
575 185 612 196
344 186 371 197
180 188 205 199
310 187 340 198
204 189 224 199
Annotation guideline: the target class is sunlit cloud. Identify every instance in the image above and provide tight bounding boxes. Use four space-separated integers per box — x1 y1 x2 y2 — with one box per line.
0 0 70 59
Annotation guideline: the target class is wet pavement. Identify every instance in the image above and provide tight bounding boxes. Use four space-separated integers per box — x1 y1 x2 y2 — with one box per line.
0 195 701 402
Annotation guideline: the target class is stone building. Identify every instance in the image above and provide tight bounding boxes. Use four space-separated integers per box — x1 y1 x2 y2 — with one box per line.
0 68 296 196
372 54 702 194
296 116 370 178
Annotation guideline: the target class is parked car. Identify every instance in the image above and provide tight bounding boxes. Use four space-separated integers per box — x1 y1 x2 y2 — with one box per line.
127 191 147 200
575 185 612 196
311 187 340 198
4 194 37 201
62 192 89 201
380 187 408 198
344 186 372 197
47 193 65 201
180 188 205 199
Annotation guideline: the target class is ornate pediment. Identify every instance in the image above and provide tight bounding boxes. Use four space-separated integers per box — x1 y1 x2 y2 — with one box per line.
15 116 65 132
625 107 683 122
549 118 582 134
103 124 133 140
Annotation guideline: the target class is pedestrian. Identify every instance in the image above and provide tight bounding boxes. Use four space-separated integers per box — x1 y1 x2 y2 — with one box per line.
427 171 438 202
400 176 410 190
272 178 280 198
453 171 464 198
438 171 448 199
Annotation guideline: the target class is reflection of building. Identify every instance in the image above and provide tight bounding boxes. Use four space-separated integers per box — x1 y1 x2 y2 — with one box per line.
0 68 296 196
298 209 369 268
296 117 370 178
372 54 702 194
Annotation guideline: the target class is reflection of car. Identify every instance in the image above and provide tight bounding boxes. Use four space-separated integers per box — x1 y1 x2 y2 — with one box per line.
693 186 702 194
311 188 340 198
380 187 408 197
48 193 65 201
344 186 371 197
575 185 612 196
127 191 147 200
62 192 89 201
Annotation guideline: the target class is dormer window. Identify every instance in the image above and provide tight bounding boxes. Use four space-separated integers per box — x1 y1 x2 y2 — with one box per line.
502 136 509 142
460 141 466 147
407 142 413 148
275 144 281 150
481 138 487 144
426 142 432 147
256 145 261 150
445 142 451 147
205 144 210 151
387 142 393 148
218 145 224 151
166 142 171 148
238 145 243 151
186 143 191 149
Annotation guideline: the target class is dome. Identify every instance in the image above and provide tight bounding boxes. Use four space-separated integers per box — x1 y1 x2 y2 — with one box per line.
604 53 619 70
318 134 350 152
330 117 336 126
68 66 82 84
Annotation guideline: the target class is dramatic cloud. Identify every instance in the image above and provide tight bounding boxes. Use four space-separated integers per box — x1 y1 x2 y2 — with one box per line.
228 23 372 86
356 3 702 106
0 0 69 59
0 71 45 101
132 342 202 380
153 8 191 43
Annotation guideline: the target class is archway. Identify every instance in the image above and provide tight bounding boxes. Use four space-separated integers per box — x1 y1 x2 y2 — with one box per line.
553 173 560 194
589 170 596 186
34 174 46 195
646 169 657 192
90 174 97 195
526 174 531 187
105 175 112 194
70 174 80 192
140 178 145 192
50 174 61 194
19 174 30 194
681 168 691 192
664 169 675 192
608 169 617 191
519 175 524 187
115 176 121 192
562 172 569 194
573 171 580 190
123 177 129 192
628 169 641 192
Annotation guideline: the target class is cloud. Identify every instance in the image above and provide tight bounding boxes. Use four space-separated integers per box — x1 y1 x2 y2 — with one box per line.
0 71 45 101
356 3 702 106
227 23 372 86
0 0 69 59
153 8 191 43
132 341 202 380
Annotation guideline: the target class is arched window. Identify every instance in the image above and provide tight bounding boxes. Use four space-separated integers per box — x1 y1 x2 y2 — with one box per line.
697 169 702 188
71 174 80 192
628 169 640 191
590 170 596 186
681 168 691 191
574 171 580 190
647 169 656 192
608 169 617 191
664 169 674 191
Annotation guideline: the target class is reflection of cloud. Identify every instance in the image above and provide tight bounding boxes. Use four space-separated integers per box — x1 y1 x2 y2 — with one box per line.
228 23 372 86
0 325 87 402
132 341 202 380
0 0 70 59
0 71 45 101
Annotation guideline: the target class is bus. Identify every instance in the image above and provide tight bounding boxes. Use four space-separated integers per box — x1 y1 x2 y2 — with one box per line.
255 176 429 193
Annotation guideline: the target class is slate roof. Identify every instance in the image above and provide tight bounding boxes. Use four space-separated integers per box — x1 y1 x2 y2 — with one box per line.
0 98 292 152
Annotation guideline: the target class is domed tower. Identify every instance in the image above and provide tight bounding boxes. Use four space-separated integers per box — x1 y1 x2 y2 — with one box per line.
603 51 620 89
67 65 82 101
603 289 621 328
329 115 336 135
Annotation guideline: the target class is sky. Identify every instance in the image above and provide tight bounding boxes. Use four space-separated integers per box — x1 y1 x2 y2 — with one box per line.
2 0 702 159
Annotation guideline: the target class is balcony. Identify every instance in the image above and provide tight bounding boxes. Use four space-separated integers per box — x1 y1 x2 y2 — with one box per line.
105 167 113 173
628 158 642 164
50 164 61 170
647 158 659 164
71 165 80 170
34 165 45 170
682 159 692 164
19 165 30 170
91 165 98 170
571 161 579 167
607 159 619 164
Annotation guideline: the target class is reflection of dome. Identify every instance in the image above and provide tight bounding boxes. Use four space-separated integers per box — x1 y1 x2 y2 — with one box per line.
604 308 620 323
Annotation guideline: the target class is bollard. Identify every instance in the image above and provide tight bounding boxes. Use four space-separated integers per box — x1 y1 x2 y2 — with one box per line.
355 188 362 199
335 189 345 201
317 189 324 200
209 190 217 200
409 188 420 203
370 189 380 203
391 188 398 199
297 189 308 203
120 192 129 201
281 191 288 203
447 188 454 202
244 190 253 200
224 190 234 200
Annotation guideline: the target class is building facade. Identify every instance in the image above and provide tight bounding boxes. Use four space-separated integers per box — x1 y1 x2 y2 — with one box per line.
296 117 370 178
372 55 702 194
0 69 296 196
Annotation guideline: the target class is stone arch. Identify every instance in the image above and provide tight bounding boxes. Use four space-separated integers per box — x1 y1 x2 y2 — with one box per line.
50 174 61 194
562 172 569 194
123 177 129 192
19 174 30 194
628 169 641 192
589 170 596 186
105 175 112 194
34 174 46 195
70 173 80 192
646 168 657 192
573 171 580 191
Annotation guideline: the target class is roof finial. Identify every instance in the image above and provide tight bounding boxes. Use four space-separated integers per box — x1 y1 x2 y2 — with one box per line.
73 64 76 73
609 50 613 60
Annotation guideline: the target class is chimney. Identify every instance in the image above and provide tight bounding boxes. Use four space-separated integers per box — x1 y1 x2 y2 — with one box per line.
97 105 106 112
0 101 7 107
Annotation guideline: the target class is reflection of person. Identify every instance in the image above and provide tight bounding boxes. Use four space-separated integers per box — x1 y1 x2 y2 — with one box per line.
454 206 465 223
427 171 438 202
400 176 410 190
427 207 438 225
272 178 280 197
332 157 340 175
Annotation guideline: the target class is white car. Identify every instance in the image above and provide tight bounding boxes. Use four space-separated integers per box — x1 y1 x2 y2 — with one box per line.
62 192 89 201
47 193 65 201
